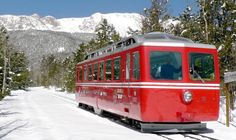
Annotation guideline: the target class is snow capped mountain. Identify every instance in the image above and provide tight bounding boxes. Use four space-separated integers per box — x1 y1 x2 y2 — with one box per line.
0 13 142 37
0 14 59 31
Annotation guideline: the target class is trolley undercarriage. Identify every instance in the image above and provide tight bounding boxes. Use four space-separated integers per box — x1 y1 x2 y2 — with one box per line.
78 102 209 133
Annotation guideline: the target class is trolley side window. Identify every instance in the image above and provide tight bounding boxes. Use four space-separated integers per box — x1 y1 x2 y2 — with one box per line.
132 52 140 80
150 51 182 80
88 64 93 81
83 65 87 81
99 61 104 80
114 57 121 80
94 63 98 80
126 53 130 80
106 60 112 80
189 53 215 81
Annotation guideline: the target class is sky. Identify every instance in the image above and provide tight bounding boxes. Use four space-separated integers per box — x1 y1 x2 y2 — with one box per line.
0 0 198 18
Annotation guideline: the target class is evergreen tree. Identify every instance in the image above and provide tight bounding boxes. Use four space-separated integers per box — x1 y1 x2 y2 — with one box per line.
175 6 204 42
49 58 62 87
73 43 87 63
63 20 121 92
40 55 62 88
62 57 74 92
197 0 236 77
94 19 120 50
0 26 10 99
63 21 121 92
39 43 88 92
64 43 87 92
0 27 30 99
127 27 141 36
141 0 169 33
40 56 50 87
10 51 30 90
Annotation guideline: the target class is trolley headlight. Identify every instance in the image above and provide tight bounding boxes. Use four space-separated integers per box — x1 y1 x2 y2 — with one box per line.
183 91 193 103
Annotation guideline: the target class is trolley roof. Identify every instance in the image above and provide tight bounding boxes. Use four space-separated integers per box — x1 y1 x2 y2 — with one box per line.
83 32 216 62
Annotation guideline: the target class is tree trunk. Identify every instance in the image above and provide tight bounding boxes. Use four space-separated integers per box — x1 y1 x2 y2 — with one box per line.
2 40 7 95
202 0 209 43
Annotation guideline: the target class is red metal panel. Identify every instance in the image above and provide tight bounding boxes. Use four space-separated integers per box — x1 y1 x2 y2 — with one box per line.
139 88 219 122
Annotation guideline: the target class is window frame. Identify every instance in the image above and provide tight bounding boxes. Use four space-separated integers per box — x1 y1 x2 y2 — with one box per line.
99 61 105 81
93 62 98 81
149 51 183 80
113 56 121 80
189 52 215 81
105 59 112 81
126 53 130 80
88 64 93 81
132 51 140 80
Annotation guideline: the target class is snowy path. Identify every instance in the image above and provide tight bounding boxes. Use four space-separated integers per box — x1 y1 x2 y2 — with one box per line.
0 87 236 140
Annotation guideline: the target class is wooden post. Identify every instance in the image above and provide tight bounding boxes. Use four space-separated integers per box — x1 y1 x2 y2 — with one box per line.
224 83 230 127
224 71 236 127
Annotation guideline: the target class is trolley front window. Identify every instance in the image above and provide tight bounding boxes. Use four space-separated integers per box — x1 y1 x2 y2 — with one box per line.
150 51 182 80
189 53 215 81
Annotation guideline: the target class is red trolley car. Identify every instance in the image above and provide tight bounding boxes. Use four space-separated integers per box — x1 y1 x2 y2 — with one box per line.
75 32 220 132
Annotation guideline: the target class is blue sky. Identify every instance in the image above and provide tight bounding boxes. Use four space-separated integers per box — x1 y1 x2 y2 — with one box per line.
0 0 198 18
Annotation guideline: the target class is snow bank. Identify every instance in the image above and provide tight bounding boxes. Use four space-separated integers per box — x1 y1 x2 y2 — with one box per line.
0 87 236 140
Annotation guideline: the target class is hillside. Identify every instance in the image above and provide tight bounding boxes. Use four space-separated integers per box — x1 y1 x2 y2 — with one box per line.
8 30 95 70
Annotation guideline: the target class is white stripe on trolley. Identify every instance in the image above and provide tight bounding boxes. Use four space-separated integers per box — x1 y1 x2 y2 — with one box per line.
76 82 220 90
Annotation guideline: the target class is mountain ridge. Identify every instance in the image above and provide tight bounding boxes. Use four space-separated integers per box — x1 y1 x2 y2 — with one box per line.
0 13 143 37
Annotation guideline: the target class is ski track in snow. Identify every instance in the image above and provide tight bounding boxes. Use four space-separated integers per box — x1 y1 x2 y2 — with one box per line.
0 87 236 140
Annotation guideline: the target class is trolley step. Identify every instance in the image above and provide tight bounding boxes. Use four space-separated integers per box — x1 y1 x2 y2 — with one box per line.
140 122 207 133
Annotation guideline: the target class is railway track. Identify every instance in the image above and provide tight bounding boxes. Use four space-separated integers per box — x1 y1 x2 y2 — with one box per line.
183 133 218 140
155 133 219 140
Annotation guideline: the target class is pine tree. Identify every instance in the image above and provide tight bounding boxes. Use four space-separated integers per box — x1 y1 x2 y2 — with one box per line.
63 20 121 92
94 19 120 50
10 51 30 90
64 43 87 92
197 0 236 78
175 6 203 42
141 0 169 33
0 28 30 98
62 57 74 92
0 26 10 99
40 55 62 87
127 27 141 36
40 56 50 87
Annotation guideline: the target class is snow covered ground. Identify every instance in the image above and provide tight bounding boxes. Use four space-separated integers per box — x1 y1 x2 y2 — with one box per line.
0 87 236 140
